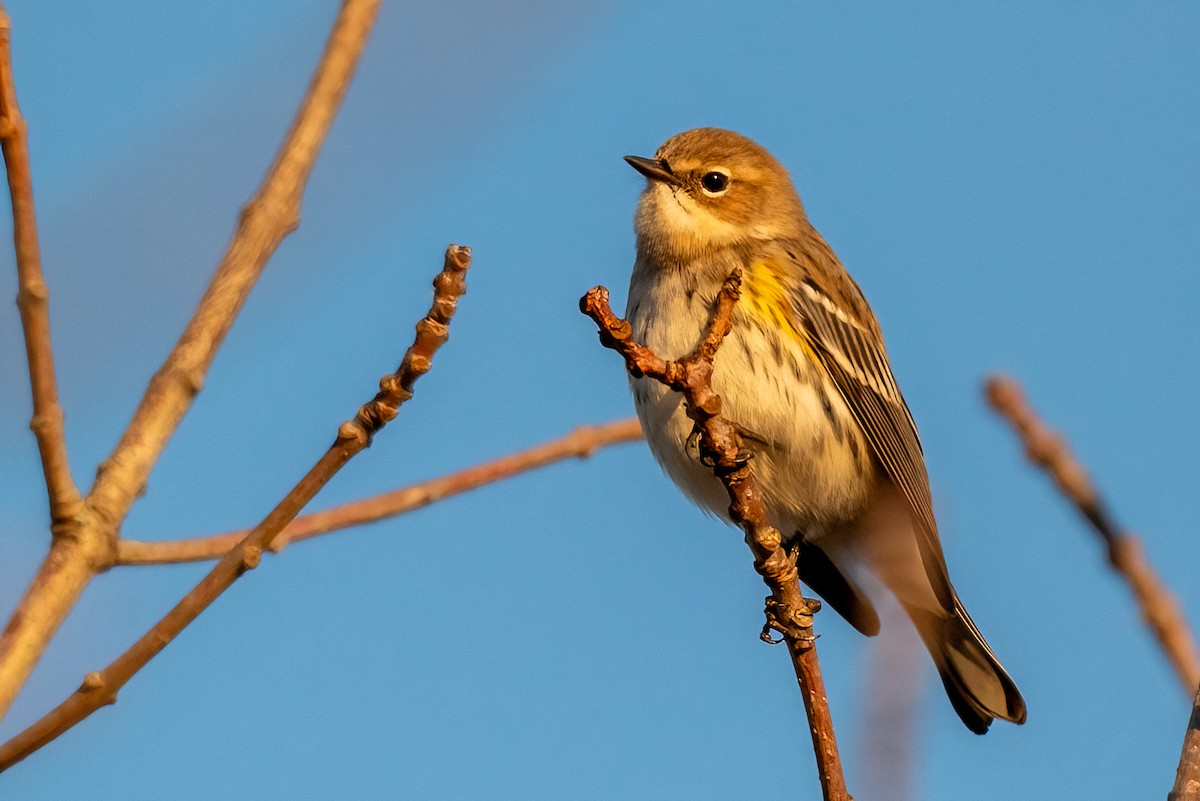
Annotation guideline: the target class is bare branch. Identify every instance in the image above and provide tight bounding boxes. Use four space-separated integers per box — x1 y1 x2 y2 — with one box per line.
87 0 382 534
0 0 383 728
581 272 852 801
0 5 116 726
0 4 84 528
985 375 1200 691
0 245 470 772
1170 686 1200 801
116 418 644 566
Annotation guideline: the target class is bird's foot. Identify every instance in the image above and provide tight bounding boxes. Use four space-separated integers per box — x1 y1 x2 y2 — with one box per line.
687 423 754 472
760 596 822 646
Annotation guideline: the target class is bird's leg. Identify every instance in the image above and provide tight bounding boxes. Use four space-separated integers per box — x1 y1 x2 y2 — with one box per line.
760 544 822 645
687 421 756 471
761 595 822 645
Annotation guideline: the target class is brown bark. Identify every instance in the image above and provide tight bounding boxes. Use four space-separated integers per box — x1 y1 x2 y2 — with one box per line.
0 5 85 529
0 0 382 726
116 419 643 565
0 245 470 772
1169 686 1200 801
986 375 1200 691
581 271 852 801
88 0 383 535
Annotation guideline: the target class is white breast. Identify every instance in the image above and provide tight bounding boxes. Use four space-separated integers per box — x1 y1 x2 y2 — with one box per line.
626 260 873 541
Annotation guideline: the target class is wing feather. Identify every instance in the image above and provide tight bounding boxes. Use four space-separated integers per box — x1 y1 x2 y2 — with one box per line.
778 243 953 607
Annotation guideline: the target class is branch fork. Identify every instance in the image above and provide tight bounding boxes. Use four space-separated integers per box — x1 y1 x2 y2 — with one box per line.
580 269 851 801
0 245 471 772
580 271 815 648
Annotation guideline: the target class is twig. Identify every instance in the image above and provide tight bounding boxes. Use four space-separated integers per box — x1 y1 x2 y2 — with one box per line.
0 4 84 528
1169 686 1200 801
0 245 470 772
0 5 116 725
580 271 852 801
0 0 381 725
87 0 382 534
985 375 1200 691
116 418 644 565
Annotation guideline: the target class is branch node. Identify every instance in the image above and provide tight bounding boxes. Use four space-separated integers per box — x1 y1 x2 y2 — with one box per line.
403 352 432 378
581 273 848 799
238 545 263 573
28 408 63 437
337 420 369 446
177 367 205 397
78 672 116 707
17 279 47 302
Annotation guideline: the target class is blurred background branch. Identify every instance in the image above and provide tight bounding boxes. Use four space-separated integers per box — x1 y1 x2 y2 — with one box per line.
985 375 1200 691
0 0 382 731
860 599 924 801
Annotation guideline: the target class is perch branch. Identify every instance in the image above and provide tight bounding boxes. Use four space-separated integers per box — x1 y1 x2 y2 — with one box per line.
580 271 851 801
985 375 1200 691
0 245 469 772
116 418 644 565
87 0 382 533
0 5 84 527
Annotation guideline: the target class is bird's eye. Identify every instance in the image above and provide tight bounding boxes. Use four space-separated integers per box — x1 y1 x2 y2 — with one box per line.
700 171 730 194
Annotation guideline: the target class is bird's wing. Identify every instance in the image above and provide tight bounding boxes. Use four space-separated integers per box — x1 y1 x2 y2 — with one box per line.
774 241 953 607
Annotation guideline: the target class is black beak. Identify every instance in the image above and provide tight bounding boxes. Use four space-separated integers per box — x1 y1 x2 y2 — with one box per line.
624 155 680 186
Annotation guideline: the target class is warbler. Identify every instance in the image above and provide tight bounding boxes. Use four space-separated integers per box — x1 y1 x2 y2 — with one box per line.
623 127 1025 734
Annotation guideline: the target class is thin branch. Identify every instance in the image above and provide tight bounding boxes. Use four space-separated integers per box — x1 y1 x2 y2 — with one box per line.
87 0 382 534
116 418 644 566
0 245 470 772
1169 685 1200 801
0 0 382 728
580 272 852 801
0 5 115 726
0 4 84 528
985 375 1200 691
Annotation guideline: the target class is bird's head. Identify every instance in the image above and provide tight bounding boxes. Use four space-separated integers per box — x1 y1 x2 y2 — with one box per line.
626 127 807 262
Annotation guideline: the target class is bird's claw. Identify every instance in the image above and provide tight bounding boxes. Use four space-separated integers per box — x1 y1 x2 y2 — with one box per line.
685 426 703 462
760 596 821 646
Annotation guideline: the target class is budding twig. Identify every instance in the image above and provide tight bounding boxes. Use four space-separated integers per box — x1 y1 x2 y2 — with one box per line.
0 245 470 772
0 0 384 727
985 375 1200 691
0 4 84 527
580 270 852 801
87 0 382 534
115 418 644 566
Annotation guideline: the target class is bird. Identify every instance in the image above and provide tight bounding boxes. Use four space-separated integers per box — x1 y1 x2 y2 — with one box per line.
622 127 1025 734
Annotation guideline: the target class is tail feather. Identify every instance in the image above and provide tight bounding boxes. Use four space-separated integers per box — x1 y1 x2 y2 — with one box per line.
907 597 1026 734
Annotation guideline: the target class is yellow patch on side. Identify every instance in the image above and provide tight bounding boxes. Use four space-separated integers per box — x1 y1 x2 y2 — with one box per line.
742 260 816 358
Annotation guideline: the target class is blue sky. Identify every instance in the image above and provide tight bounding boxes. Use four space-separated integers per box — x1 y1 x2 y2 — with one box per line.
1 2 1198 798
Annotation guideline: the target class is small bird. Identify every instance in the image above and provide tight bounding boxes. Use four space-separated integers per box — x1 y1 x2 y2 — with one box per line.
623 127 1025 734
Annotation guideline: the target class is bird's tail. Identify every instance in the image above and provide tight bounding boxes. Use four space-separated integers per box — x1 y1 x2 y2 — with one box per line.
906 597 1027 734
